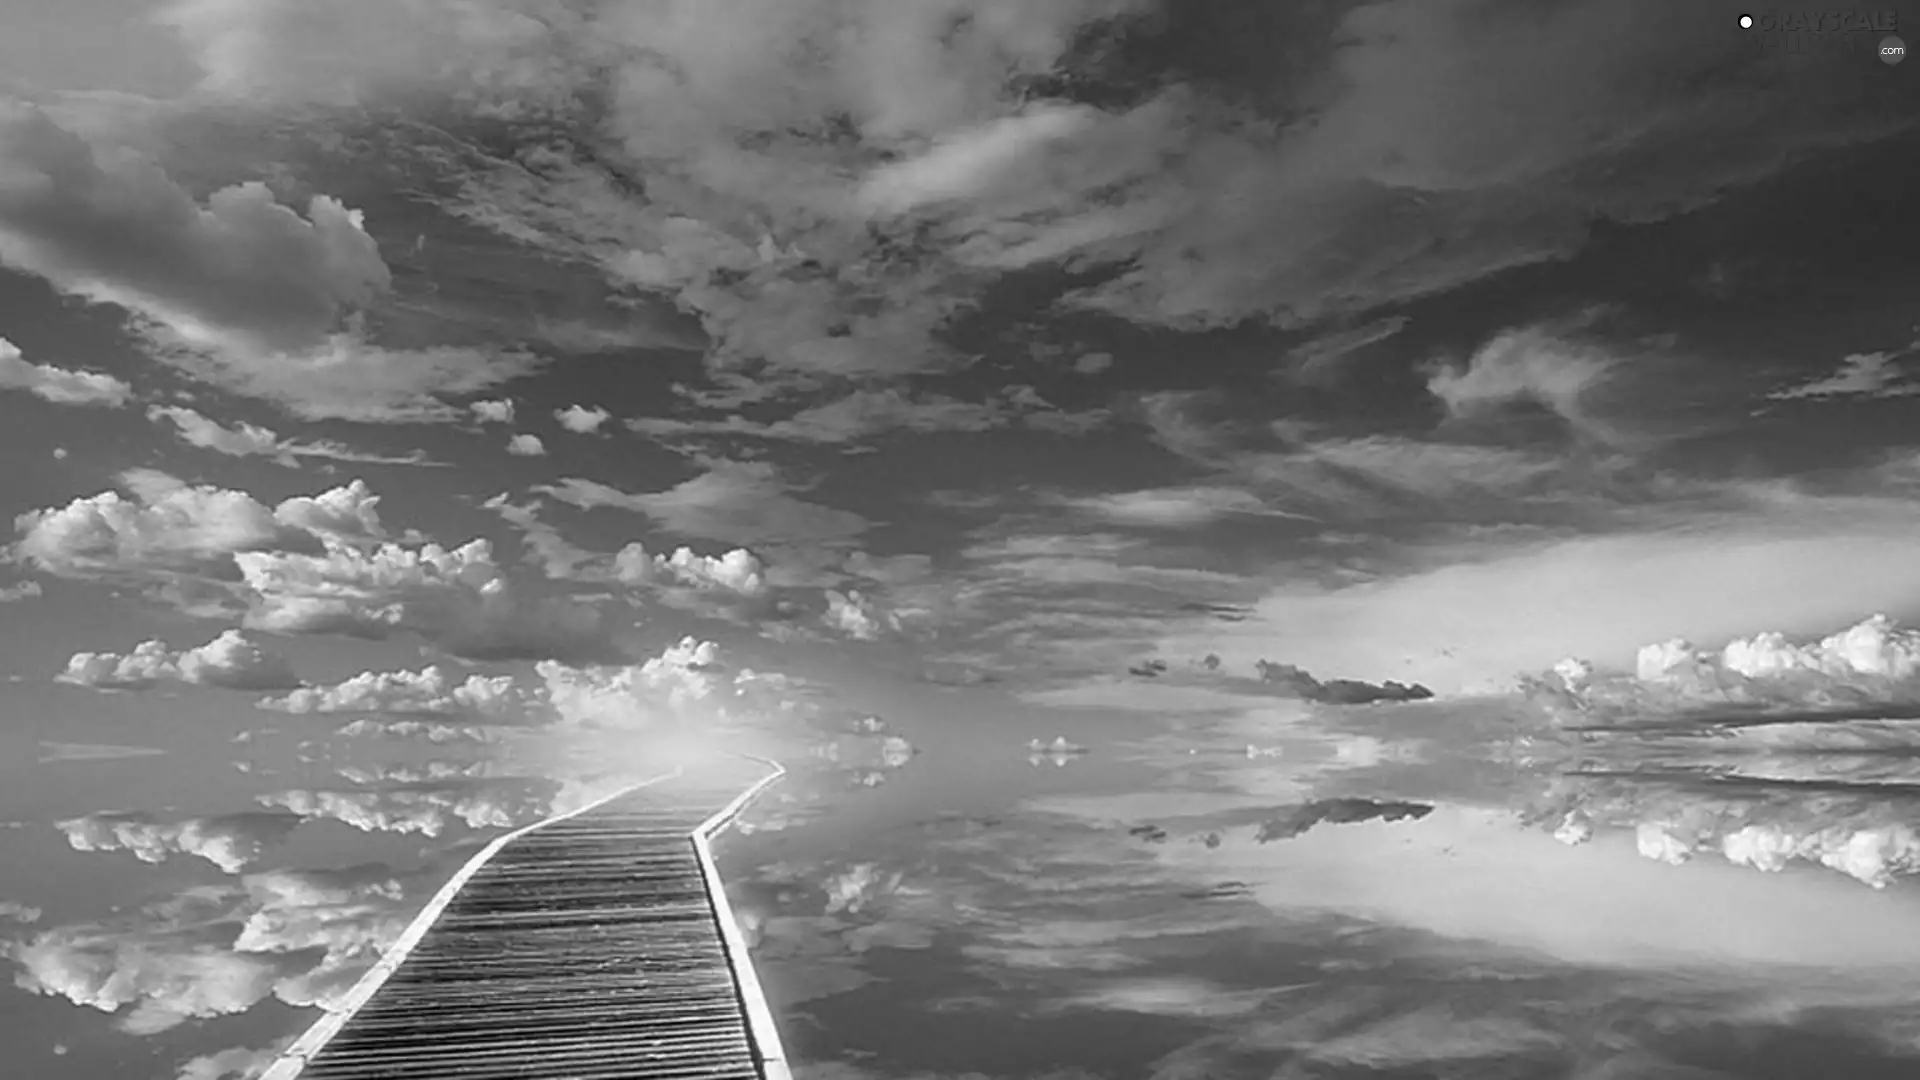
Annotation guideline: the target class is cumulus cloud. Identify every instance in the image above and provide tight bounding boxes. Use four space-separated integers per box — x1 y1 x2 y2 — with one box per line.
259 666 518 716
260 786 524 836
506 433 546 456
823 589 898 641
615 542 768 596
173 1039 292 1080
470 398 514 423
55 811 301 873
554 403 612 434
11 470 383 581
233 535 608 662
148 405 442 467
0 580 41 602
0 337 132 407
57 630 300 692
1533 614 1920 726
7 865 407 1033
536 636 724 725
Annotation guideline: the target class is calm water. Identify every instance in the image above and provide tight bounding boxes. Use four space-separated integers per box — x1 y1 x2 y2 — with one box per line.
6 671 1920 1080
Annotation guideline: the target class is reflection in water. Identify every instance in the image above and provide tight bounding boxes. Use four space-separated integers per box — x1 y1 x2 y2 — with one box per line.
11 622 1920 1079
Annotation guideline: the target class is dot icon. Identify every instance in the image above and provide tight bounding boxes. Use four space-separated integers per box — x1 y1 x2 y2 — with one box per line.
1739 14 1754 28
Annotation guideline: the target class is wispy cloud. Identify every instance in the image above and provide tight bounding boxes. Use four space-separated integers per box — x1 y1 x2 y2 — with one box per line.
0 337 132 407
148 405 445 466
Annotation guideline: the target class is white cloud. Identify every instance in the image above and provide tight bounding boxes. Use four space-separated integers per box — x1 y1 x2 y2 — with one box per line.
259 787 522 836
613 543 768 597
234 536 608 662
0 337 132 407
1767 348 1920 401
57 629 299 692
56 811 300 873
11 471 385 580
148 405 442 467
506 432 546 456
1062 485 1315 528
259 665 519 715
823 589 895 641
536 636 724 725
0 580 41 602
173 1039 291 1080
7 866 407 1034
555 404 612 434
471 398 515 423
1424 325 1621 434
1162 493 1920 696
536 460 869 549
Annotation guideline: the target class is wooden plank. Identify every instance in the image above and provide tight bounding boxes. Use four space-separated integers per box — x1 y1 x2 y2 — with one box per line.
262 760 792 1080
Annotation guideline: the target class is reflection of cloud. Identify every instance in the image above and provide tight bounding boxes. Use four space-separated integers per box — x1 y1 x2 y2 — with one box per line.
56 811 302 873
259 665 518 716
7 864 407 1034
1253 799 1435 842
174 1038 293 1080
258 783 528 836
38 742 168 763
0 901 42 924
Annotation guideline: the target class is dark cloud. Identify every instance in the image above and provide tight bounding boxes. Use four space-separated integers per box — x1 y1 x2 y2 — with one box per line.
1255 660 1435 705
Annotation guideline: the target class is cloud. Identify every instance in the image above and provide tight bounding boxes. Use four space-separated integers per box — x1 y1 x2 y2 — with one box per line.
470 398 514 423
823 589 897 641
1155 491 1920 695
7 865 408 1033
136 324 545 423
1424 325 1622 436
536 636 724 725
614 543 768 596
555 404 612 434
0 580 41 602
1767 347 1920 401
148 406 443 467
628 386 1108 446
0 103 388 355
506 433 546 456
235 537 609 662
150 0 1910 412
1062 485 1316 528
11 470 384 581
0 337 132 407
1531 614 1920 725
57 630 300 692
55 811 301 873
536 460 870 549
1253 798 1435 842
1073 352 1114 375
1252 660 1435 705
258 665 519 716
259 786 525 836
173 1039 292 1080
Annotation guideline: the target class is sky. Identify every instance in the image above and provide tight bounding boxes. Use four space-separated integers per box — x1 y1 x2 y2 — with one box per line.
3 1 1920 1078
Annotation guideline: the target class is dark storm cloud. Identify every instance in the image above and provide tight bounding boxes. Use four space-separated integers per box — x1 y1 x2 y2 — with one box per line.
1255 660 1435 705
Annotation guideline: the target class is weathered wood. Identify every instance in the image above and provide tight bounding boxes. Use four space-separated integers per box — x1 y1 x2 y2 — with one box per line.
262 761 792 1080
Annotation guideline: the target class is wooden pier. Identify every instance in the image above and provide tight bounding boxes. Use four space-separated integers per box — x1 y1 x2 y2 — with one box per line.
262 758 791 1080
